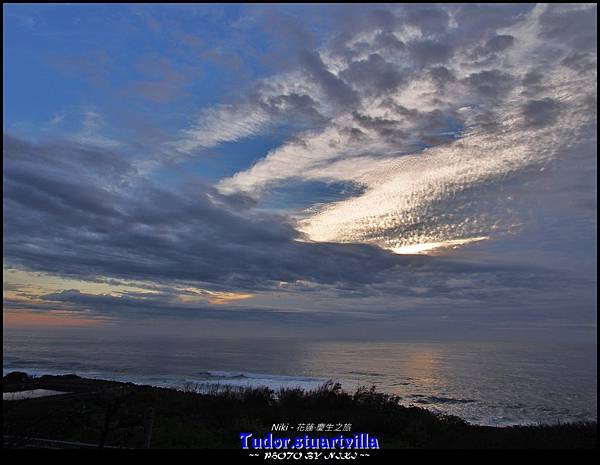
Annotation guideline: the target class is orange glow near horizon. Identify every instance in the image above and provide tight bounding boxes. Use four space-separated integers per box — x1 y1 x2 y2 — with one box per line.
3 310 107 328
207 292 255 305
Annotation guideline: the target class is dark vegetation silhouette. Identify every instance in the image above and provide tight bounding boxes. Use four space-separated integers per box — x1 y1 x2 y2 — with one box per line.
3 372 596 449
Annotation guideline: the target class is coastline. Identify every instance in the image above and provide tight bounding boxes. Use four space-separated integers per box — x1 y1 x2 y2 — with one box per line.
3 371 597 449
5 335 595 427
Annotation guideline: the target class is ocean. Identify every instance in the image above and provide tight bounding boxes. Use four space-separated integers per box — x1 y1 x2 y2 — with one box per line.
3 330 596 427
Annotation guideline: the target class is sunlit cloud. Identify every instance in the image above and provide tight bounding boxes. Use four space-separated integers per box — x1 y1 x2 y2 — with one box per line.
217 3 596 256
176 287 255 305
172 104 271 154
391 237 490 255
206 292 256 306
2 3 596 328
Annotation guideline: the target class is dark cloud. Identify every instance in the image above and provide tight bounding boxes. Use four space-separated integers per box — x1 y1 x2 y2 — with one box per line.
486 34 516 53
407 40 452 67
403 6 450 36
3 134 407 291
373 32 405 52
429 66 456 89
340 126 368 144
372 101 464 147
351 111 406 145
538 4 597 51
449 4 534 43
521 98 562 128
329 6 401 37
464 69 516 100
298 49 359 108
521 71 543 87
520 71 546 97
561 52 597 73
6 132 587 319
3 4 597 328
341 54 404 95
472 34 516 61
260 92 326 126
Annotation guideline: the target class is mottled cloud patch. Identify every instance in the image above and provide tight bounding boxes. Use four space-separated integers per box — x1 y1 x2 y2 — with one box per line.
214 3 596 256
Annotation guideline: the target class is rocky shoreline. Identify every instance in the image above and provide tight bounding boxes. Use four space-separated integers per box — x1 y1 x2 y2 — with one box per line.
3 372 597 449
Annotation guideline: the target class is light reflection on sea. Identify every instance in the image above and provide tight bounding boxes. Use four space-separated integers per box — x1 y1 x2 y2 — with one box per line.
3 331 596 426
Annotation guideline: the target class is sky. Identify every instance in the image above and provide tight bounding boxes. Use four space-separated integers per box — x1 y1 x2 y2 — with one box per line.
3 3 597 342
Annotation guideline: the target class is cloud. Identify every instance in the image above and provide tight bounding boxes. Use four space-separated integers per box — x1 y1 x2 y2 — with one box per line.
3 134 408 293
464 69 515 100
404 6 450 36
340 53 405 96
3 3 596 325
407 40 453 67
172 103 271 153
521 98 562 128
7 128 595 322
216 3 597 256
538 3 597 51
298 49 359 109
170 71 330 155
485 34 516 53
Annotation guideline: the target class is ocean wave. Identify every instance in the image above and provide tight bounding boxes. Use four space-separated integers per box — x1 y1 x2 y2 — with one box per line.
408 394 477 405
3 366 329 392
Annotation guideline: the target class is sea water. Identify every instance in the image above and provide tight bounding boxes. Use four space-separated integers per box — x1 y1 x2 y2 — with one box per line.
3 330 596 426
